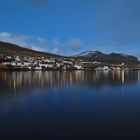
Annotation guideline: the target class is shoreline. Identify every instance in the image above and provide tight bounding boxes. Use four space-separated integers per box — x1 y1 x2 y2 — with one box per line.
0 68 140 71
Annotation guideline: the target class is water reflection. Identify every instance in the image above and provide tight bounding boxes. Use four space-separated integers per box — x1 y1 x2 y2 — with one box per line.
0 70 139 97
1 70 140 139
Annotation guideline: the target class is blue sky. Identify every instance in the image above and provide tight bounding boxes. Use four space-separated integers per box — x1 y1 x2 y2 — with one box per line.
0 0 140 58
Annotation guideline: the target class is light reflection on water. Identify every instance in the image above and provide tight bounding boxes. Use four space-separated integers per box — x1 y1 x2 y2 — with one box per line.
0 70 140 139
0 70 139 96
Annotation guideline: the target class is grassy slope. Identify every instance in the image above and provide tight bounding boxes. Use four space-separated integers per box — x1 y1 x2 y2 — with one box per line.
0 41 61 57
0 41 139 65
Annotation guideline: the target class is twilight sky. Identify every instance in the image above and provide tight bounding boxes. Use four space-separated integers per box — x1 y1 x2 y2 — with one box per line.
0 0 140 58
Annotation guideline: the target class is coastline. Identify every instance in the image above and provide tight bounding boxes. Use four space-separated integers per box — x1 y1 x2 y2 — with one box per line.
0 67 140 71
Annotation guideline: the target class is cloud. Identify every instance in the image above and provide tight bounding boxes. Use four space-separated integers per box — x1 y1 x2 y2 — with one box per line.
0 32 11 38
31 45 47 52
0 32 31 47
0 32 48 52
0 32 83 55
37 37 47 47
66 39 82 50
52 47 59 54
50 38 83 55
52 38 63 47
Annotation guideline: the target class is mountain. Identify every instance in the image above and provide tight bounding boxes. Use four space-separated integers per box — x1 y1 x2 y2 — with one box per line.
0 41 139 65
0 41 60 57
74 51 139 65
74 51 102 57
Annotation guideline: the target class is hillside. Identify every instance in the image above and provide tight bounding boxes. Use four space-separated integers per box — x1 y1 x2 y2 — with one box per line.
0 41 139 65
74 51 139 65
0 41 60 57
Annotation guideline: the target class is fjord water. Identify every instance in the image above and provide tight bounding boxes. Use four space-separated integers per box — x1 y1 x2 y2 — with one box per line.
0 70 140 139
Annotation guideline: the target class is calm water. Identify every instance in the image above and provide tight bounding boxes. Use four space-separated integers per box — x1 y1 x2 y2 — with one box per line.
0 70 140 139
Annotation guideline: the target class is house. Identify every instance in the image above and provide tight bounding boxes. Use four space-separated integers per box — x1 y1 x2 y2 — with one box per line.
74 65 84 70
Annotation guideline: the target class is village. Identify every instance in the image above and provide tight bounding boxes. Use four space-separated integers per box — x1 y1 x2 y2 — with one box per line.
0 54 139 71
